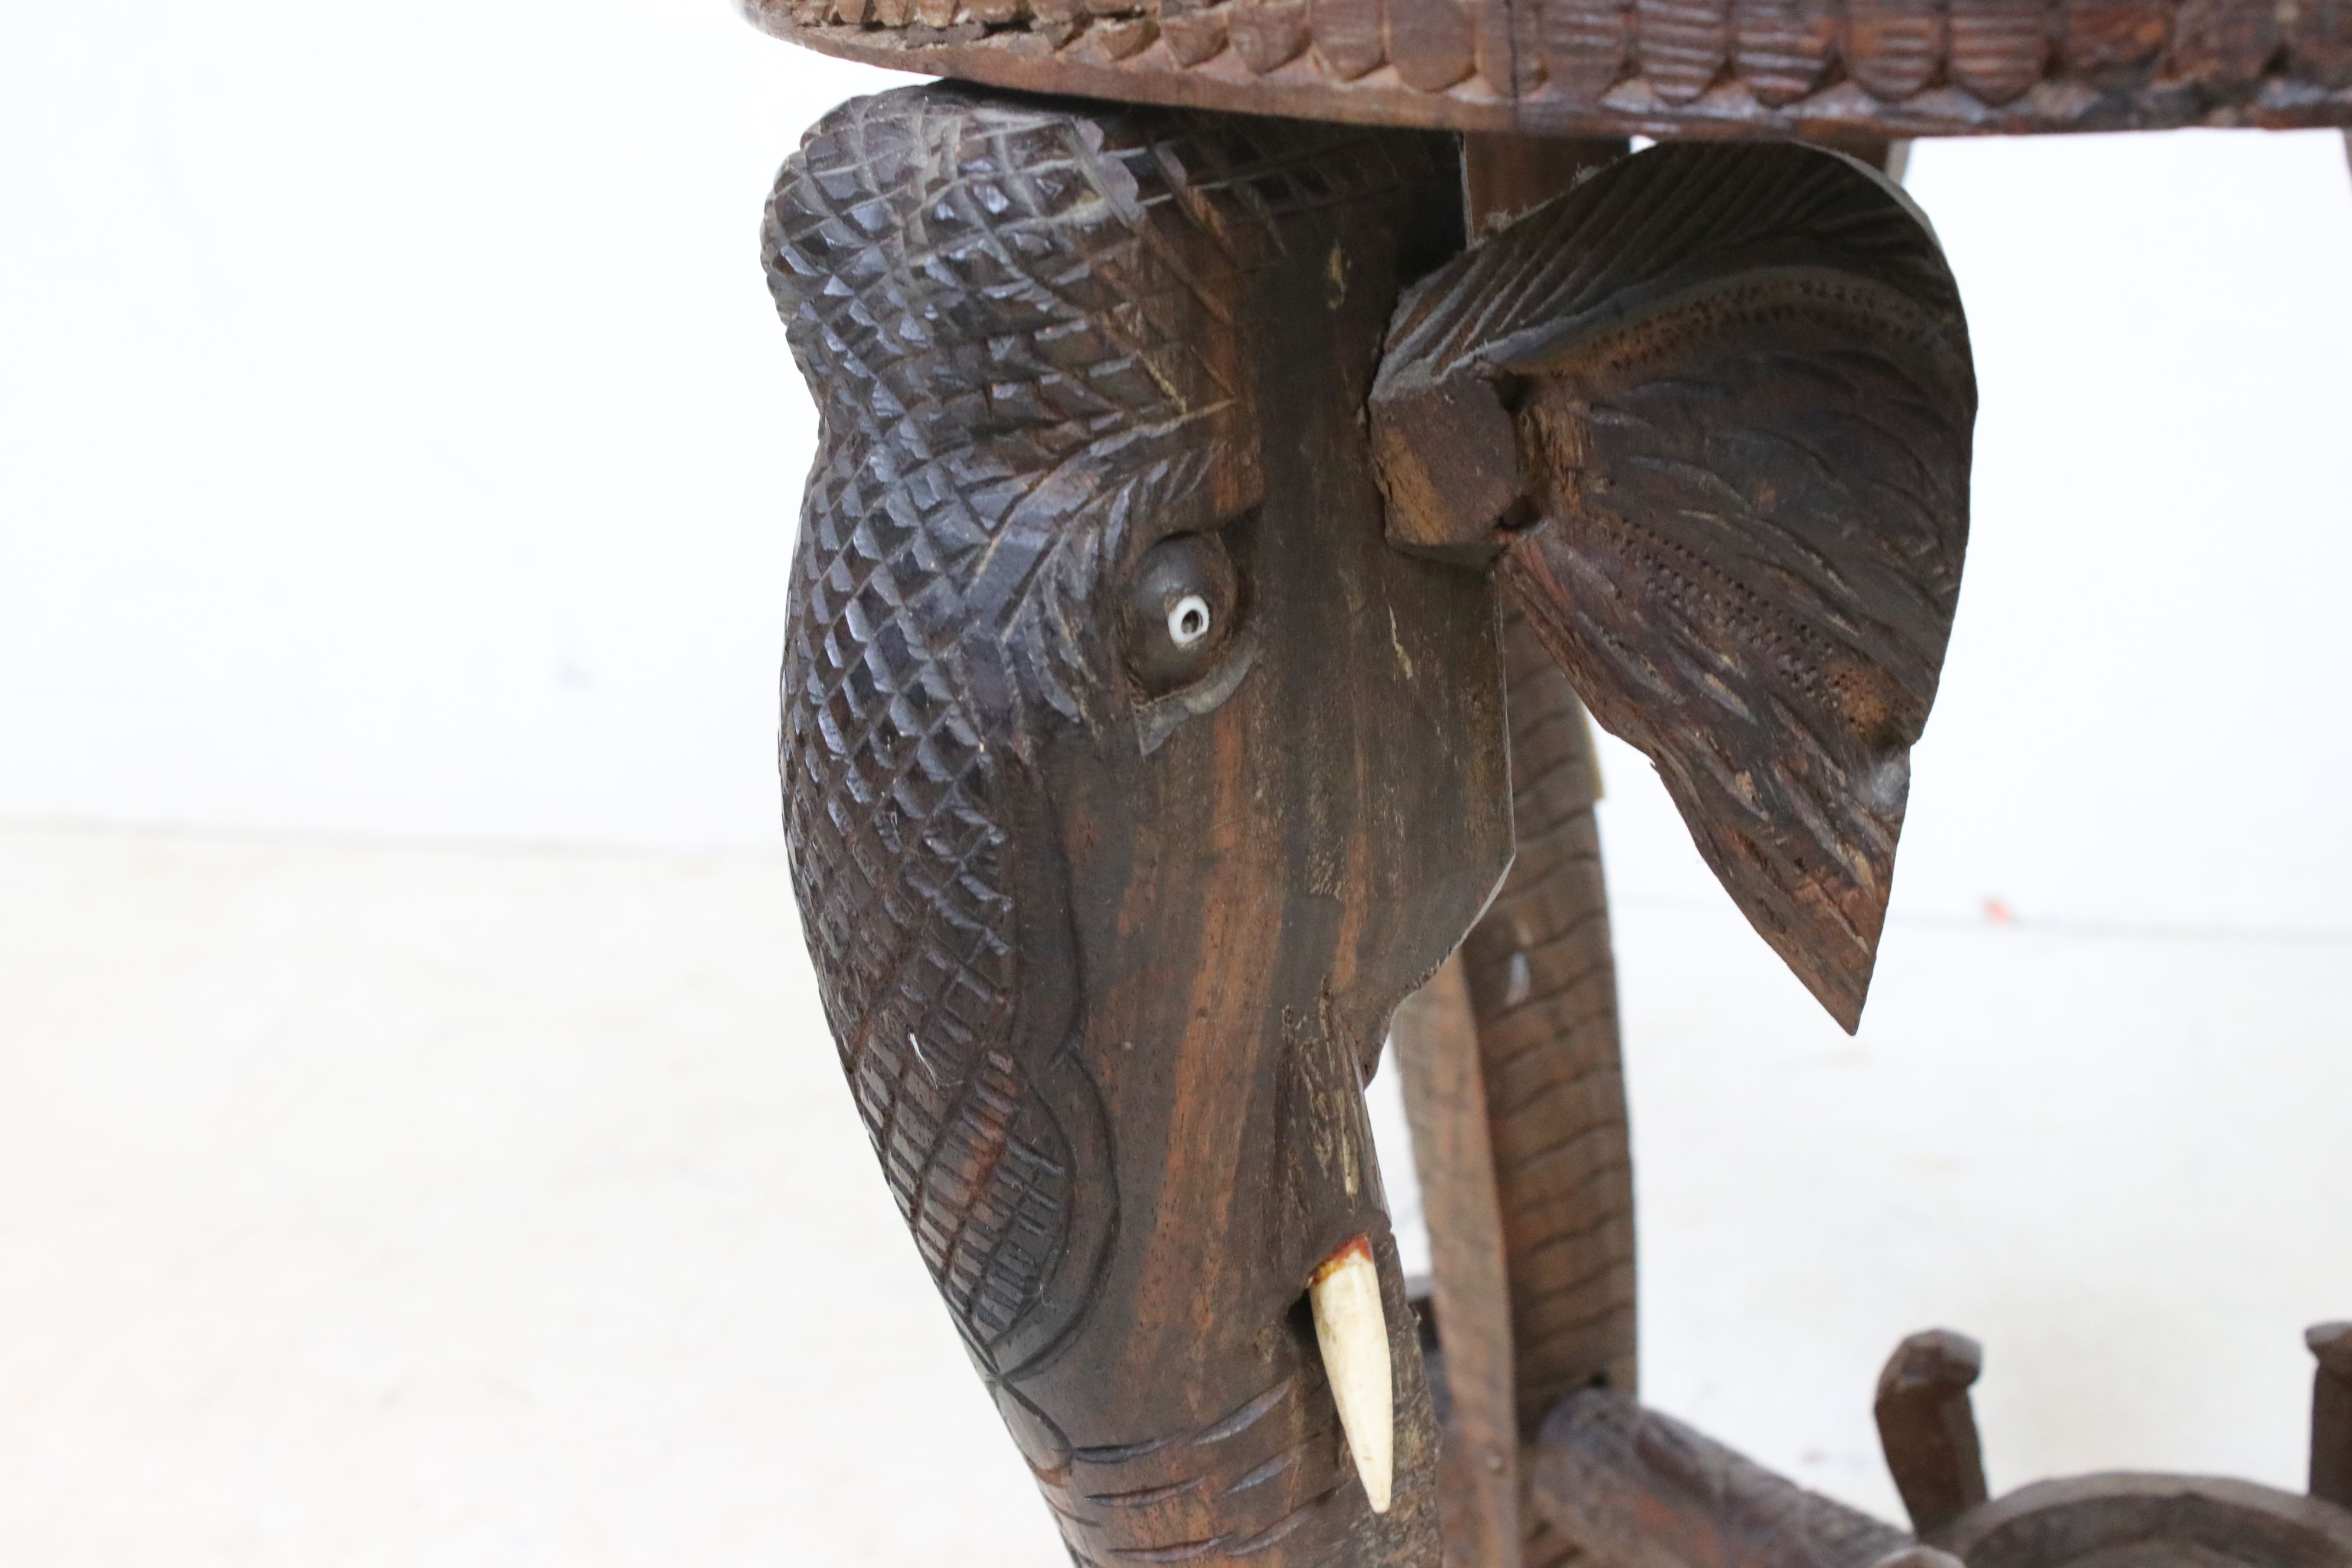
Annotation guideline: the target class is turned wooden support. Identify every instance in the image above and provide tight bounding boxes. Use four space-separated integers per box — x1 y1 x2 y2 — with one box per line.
1533 1389 1936 1568
2312 1322 2352 1509
1389 129 1634 1568
1395 955 1521 1563
1876 1329 1990 1538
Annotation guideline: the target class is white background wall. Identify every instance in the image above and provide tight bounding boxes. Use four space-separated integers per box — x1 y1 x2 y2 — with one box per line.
7 3 2351 937
5 5 2352 1564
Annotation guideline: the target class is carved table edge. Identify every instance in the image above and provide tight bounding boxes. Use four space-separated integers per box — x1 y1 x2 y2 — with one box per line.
746 1 2352 140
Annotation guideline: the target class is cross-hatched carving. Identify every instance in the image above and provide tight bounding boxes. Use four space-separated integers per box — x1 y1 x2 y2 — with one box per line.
763 84 1453 1369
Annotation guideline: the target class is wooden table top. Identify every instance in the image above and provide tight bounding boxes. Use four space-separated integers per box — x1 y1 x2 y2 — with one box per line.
747 0 2352 138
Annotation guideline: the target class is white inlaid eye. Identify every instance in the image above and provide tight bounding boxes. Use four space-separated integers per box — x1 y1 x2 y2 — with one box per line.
1125 531 1239 695
1167 594 1211 648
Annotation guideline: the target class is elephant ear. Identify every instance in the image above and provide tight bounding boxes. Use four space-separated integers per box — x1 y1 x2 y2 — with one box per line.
1371 143 1975 1032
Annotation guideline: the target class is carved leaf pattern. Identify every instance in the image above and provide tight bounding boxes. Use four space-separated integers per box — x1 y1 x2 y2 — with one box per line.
1373 143 1974 1028
748 0 2352 138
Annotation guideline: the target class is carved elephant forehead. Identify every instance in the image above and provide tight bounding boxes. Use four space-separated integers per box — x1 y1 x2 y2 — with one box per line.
761 87 1462 1371
763 89 1460 720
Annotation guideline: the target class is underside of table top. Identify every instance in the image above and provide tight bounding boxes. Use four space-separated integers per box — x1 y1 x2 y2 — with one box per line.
746 0 2352 137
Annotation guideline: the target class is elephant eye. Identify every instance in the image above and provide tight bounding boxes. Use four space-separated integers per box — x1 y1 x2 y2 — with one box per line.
1168 594 1211 648
1123 531 1240 695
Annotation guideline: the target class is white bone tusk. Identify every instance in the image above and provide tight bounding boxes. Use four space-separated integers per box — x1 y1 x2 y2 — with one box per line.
1308 1234 1393 1514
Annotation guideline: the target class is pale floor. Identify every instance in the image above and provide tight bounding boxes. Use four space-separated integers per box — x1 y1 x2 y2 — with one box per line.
2 823 2346 1566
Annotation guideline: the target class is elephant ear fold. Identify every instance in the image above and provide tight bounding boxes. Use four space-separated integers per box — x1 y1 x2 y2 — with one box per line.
1371 142 1976 1033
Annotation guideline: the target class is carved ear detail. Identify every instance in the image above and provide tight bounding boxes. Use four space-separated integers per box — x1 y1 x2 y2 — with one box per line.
1372 143 1976 1031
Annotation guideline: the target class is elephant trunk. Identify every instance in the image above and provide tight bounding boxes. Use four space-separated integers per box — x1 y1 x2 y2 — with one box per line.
766 84 1506 1567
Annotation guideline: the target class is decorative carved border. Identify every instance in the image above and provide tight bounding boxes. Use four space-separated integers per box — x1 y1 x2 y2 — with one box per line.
747 0 2352 136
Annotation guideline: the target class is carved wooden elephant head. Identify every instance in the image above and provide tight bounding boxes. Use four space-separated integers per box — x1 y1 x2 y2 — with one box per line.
762 84 1972 1566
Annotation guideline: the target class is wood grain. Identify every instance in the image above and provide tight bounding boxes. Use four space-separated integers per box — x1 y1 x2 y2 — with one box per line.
1462 612 1640 1422
1874 1329 1988 1537
1845 0 1945 97
1638 0 1734 103
1394 956 1522 1566
1387 138 1636 1568
1736 0 1840 105
2292 0 2352 89
1533 1389 1916 1568
2062 0 2171 89
1396 613 1640 1568
1936 1472 2352 1568
1370 140 1975 1029
2312 1322 2352 1510
2171 0 2275 91
1461 135 1627 237
1948 0 2051 104
745 0 2352 139
767 84 1503 1564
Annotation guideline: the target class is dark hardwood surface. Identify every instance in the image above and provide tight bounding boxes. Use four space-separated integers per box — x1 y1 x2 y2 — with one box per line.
746 0 2352 139
1935 1474 2352 1568
2313 1323 2352 1510
1389 133 1635 1568
1522 1335 2352 1568
1462 613 1643 1565
767 84 1514 1564
757 63 2335 1568
1533 1389 1918 1568
1875 1329 1990 1538
1393 613 1640 1568
1873 1328 2352 1568
1394 954 1524 1564
1370 138 1975 1028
